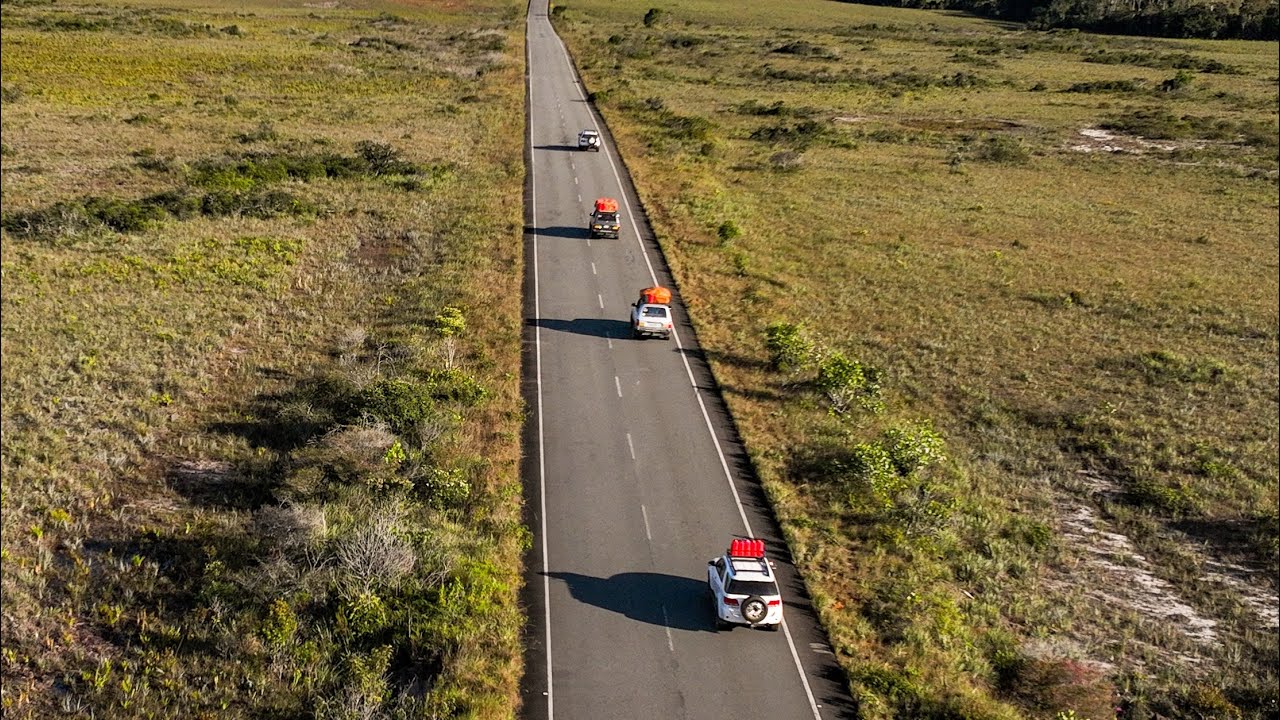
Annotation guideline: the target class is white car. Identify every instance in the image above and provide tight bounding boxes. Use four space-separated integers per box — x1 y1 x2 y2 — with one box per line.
631 302 672 340
707 538 782 630
578 129 601 151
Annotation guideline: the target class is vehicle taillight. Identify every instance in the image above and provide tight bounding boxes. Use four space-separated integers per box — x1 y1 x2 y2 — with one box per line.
724 598 739 606
767 600 781 606
665 323 672 329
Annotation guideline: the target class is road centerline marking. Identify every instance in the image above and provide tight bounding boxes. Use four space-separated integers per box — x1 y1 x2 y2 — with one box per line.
614 375 622 397
597 293 603 309
641 503 651 540
627 433 636 460
591 262 597 275
662 606 674 652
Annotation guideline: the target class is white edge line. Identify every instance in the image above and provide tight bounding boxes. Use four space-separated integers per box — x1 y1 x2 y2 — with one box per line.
528 19 554 720
548 23 823 720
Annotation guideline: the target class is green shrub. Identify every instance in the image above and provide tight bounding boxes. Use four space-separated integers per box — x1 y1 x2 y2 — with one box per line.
418 466 471 509
816 352 883 415
882 420 946 476
970 136 1030 164
1065 79 1145 93
261 599 298 649
434 306 466 337
357 379 436 434
763 321 813 372
425 368 487 406
1161 70 1196 92
717 220 741 244
339 592 388 637
642 7 664 27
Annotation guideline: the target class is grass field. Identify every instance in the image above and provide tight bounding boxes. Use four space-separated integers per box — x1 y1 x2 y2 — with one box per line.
554 2 1279 718
1 0 526 717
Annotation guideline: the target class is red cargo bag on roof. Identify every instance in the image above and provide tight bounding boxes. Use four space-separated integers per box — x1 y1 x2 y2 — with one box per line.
595 197 619 213
729 538 765 559
639 286 671 305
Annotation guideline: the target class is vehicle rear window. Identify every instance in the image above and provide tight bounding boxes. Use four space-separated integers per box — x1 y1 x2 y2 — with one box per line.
596 212 618 222
642 307 668 317
726 579 778 596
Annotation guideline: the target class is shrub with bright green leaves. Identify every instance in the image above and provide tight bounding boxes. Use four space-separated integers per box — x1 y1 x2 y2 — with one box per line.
418 466 471 510
717 220 742 244
261 598 298 649
339 591 388 637
883 420 946 476
425 368 487 405
434 306 466 337
764 321 814 372
357 379 436 434
816 352 883 414
846 442 904 505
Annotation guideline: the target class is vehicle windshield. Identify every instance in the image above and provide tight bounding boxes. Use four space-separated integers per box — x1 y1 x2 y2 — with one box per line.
595 212 618 223
726 579 779 596
642 306 668 318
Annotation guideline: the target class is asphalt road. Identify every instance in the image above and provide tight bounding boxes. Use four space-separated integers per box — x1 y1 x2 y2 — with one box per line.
519 3 857 718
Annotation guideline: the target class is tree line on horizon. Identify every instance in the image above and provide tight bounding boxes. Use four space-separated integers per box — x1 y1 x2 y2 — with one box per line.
836 0 1279 39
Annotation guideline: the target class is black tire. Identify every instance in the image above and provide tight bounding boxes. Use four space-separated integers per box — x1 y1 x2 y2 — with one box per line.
765 622 781 632
741 596 767 624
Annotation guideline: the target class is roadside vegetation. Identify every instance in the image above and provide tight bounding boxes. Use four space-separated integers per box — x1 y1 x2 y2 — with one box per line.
555 2 1278 718
1 0 526 717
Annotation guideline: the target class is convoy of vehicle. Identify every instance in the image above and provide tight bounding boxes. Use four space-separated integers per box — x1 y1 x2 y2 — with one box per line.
564 135 787 634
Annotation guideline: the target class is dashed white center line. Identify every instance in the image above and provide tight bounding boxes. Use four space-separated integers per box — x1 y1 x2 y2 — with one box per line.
597 293 604 309
662 607 674 652
614 376 622 397
574 176 579 185
627 433 636 460
591 262 597 275
577 193 582 203
640 503 651 538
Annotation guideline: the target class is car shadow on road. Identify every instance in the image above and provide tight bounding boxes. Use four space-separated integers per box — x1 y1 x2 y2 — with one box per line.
544 571 717 632
526 225 589 239
533 144 588 152
530 317 631 339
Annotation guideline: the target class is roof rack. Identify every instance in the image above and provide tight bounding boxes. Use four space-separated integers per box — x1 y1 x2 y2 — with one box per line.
728 538 765 559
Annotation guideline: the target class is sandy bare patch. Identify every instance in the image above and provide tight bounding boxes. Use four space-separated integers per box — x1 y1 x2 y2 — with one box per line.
1061 500 1220 645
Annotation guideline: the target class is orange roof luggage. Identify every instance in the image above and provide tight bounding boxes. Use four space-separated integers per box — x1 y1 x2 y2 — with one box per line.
639 286 671 305
595 197 619 213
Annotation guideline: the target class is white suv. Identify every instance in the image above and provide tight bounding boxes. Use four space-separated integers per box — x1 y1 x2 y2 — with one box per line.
707 538 782 631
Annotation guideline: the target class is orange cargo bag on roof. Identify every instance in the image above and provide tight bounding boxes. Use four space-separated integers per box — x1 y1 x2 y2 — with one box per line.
595 197 619 213
640 286 671 305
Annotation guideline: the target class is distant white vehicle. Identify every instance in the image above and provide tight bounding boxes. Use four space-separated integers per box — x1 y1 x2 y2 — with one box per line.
707 538 782 630
578 129 601 151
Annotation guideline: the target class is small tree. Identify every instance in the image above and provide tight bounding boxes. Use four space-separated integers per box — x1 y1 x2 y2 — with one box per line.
816 352 883 415
434 305 466 337
764 321 814 372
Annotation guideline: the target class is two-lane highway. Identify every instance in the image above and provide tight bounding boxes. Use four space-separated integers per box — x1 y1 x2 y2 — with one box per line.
520 2 856 718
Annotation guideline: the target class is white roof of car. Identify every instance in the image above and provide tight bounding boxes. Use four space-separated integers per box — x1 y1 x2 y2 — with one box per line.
728 556 774 582
581 129 599 135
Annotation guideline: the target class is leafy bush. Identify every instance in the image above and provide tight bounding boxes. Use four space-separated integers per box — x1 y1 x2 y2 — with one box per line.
969 136 1030 164
357 379 437 434
424 368 488 406
418 466 472 509
434 306 466 337
763 321 814 372
883 420 946 476
642 7 664 27
1065 78 1145 93
717 220 742 244
749 119 828 148
816 352 883 415
261 599 298 649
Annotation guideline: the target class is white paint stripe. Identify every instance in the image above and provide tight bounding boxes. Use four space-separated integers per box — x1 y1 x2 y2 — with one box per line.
574 176 579 185
591 262 597 275
662 606 674 652
528 24 555 720
547 21 823 720
641 503 651 539
597 293 604 309
614 375 622 397
627 433 636 460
